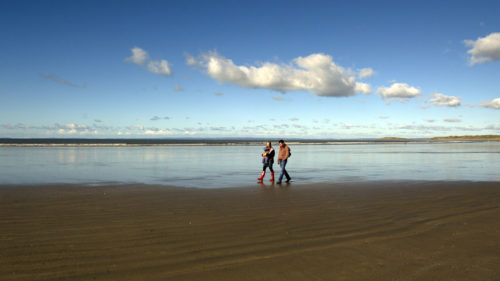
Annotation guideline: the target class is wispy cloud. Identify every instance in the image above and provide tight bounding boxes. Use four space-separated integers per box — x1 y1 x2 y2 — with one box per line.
127 125 144 131
174 84 183 91
2 123 29 130
150 116 170 121
464 32 500 65
377 83 421 103
429 93 461 107
358 68 375 79
480 97 500 109
39 73 87 88
289 117 299 121
341 123 369 129
272 96 286 101
214 92 224 96
485 124 500 131
54 123 97 135
125 47 172 76
444 118 461 123
186 51 371 97
396 124 451 131
144 128 173 135
209 126 231 131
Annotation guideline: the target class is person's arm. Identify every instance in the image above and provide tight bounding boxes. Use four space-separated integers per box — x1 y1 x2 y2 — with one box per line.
285 146 290 160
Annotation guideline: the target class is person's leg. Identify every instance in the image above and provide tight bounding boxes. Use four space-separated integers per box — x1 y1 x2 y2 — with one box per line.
284 167 291 182
258 164 267 181
278 160 287 183
269 163 274 182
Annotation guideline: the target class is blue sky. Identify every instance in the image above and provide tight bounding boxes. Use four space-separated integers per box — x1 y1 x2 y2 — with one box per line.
1 0 499 138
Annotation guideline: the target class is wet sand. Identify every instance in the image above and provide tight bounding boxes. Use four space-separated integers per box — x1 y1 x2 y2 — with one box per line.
1 181 499 280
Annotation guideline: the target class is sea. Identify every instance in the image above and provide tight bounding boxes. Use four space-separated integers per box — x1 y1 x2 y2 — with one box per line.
1 141 499 188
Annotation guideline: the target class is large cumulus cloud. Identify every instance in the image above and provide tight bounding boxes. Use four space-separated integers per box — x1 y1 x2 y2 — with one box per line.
480 97 500 109
186 51 371 97
464 32 500 65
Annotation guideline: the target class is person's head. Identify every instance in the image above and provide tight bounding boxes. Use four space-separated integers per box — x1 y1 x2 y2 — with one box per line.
266 141 272 148
279 139 285 147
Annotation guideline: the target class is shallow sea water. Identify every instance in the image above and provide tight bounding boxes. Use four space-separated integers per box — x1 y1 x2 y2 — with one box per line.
1 142 499 188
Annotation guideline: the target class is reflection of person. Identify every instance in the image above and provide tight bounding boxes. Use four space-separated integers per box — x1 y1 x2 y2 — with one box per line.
258 141 275 182
276 139 291 184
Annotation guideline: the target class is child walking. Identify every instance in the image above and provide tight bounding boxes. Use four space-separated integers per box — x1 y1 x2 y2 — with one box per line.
258 141 275 182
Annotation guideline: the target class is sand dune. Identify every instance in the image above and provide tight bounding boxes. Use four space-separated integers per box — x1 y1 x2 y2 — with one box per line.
1 181 500 280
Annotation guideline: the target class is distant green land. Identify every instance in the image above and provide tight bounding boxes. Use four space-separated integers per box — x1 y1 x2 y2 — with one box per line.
430 135 500 141
377 137 410 141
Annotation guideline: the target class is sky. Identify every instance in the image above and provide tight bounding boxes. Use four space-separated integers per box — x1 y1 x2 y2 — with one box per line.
1 0 500 139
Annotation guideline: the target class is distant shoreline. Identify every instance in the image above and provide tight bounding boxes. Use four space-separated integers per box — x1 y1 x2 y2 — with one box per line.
0 136 499 147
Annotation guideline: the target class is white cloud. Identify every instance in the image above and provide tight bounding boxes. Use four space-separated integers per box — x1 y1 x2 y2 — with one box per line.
342 123 368 129
355 82 371 95
125 47 149 65
55 123 97 135
342 123 356 129
127 125 144 131
425 118 435 123
147 60 172 76
358 68 375 79
125 47 172 76
444 118 461 123
272 96 286 101
480 97 500 109
185 53 199 66
429 93 461 107
144 128 173 135
289 117 299 121
376 83 421 103
117 131 131 136
464 32 500 65
187 51 371 97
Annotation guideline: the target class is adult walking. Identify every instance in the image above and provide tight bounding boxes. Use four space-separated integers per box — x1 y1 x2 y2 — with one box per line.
276 139 291 184
258 141 275 182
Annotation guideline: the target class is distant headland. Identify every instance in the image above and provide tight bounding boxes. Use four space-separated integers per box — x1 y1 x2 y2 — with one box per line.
429 135 500 141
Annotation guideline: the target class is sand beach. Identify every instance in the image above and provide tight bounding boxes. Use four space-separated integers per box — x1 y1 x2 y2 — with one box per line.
1 181 500 280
